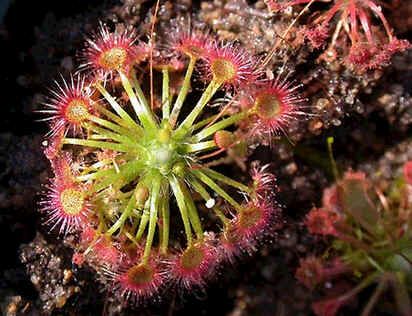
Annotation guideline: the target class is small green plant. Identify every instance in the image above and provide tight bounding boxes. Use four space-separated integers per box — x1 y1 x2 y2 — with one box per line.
297 166 412 316
39 23 304 302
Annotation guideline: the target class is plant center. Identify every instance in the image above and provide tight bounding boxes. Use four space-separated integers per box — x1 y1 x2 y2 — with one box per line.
148 140 177 175
146 126 187 176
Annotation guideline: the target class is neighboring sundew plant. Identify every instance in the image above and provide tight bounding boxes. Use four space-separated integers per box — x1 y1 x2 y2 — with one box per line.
266 0 411 72
38 23 304 303
296 166 412 316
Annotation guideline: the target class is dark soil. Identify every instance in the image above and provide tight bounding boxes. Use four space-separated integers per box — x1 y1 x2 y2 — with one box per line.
0 0 411 315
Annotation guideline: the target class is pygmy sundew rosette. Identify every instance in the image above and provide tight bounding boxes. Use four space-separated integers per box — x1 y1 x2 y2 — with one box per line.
266 0 411 72
297 167 412 316
38 23 304 303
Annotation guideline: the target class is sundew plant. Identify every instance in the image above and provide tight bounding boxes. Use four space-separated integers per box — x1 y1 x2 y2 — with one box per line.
297 167 412 316
39 21 304 302
266 0 410 72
